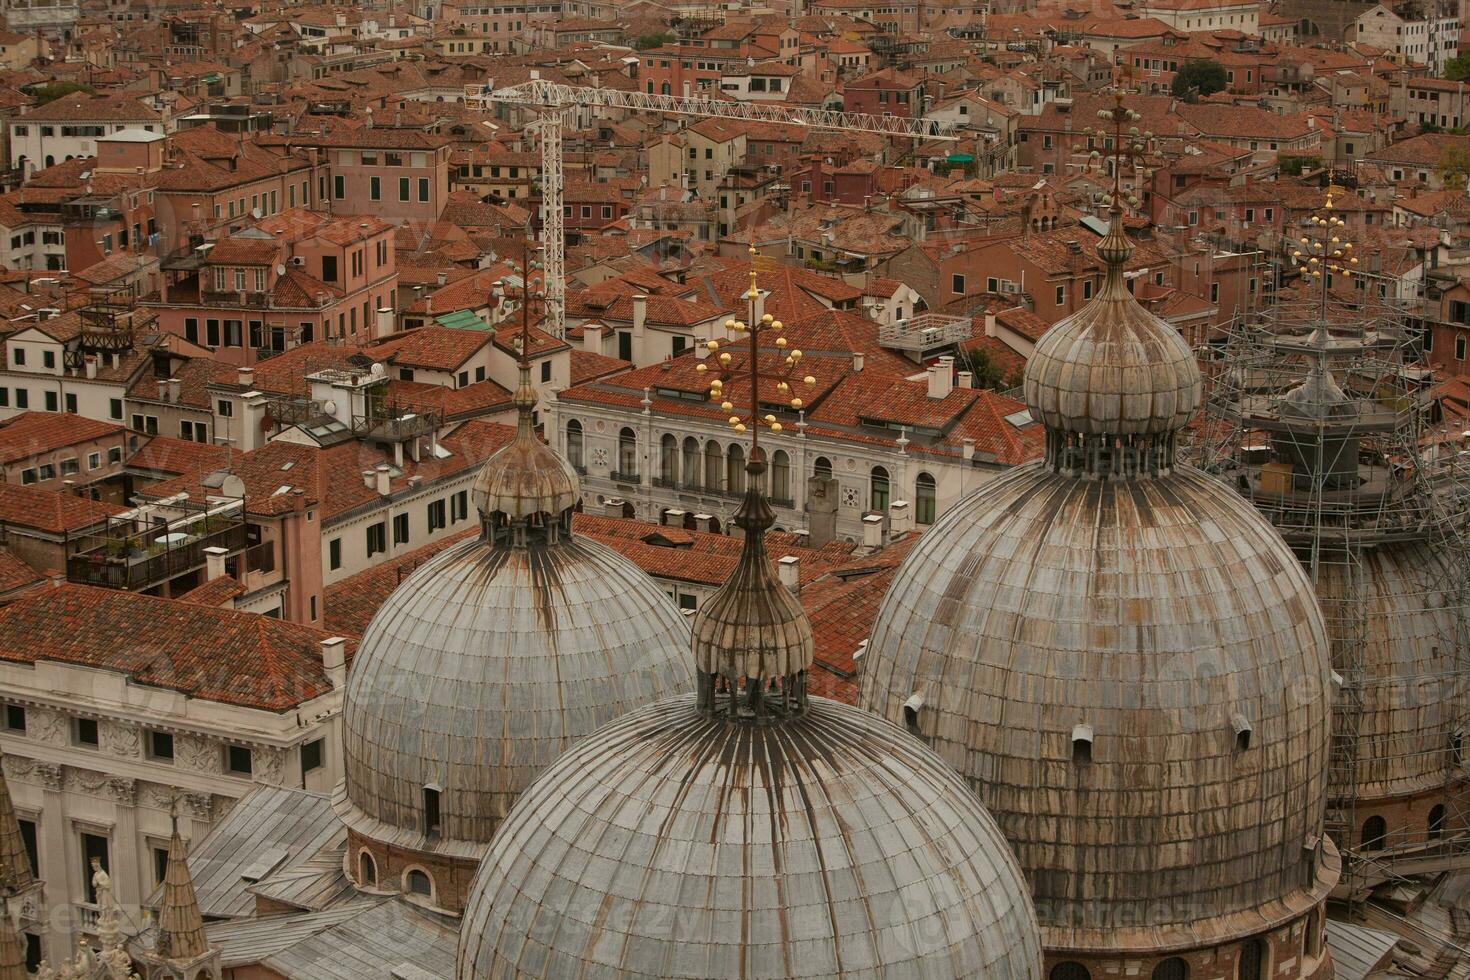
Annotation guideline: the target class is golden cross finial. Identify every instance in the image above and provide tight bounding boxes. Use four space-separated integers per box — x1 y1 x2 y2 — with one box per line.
1076 89 1155 214
1290 191 1358 319
696 247 816 456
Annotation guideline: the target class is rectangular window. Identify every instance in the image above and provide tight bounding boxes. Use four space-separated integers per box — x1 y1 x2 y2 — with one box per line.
427 498 446 532
152 846 169 887
227 745 253 776
0 390 7 408
107 447 121 464
951 274 965 294
4 705 24 732
64 393 76 413
42 351 53 369
393 512 409 545
1083 280 1093 301
1055 285 1066 306
184 318 199 344
75 718 99 747
18 820 36 879
301 738 324 773
398 177 410 201
19 469 33 485
370 176 380 201
43 391 56 412
109 397 122 420
541 361 551 383
59 458 77 475
148 731 174 761
1211 282 1221 303
366 521 386 557
417 178 429 202
334 175 345 199
1458 335 1467 361
87 452 100 470
452 490 468 523
206 319 220 347
11 349 21 366
329 537 341 571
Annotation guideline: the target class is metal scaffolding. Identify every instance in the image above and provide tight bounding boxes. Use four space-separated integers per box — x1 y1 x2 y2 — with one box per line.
1189 223 1470 913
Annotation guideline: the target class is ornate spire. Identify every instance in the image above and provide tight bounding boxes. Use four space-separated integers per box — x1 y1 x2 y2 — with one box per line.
153 816 209 964
0 755 33 897
691 249 817 720
1025 89 1202 479
0 894 24 980
470 248 580 546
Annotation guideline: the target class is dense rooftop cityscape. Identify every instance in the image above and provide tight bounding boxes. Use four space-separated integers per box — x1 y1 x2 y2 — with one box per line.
0 0 1462 976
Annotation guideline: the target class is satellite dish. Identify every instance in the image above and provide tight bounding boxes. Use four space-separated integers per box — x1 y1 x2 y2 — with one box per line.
370 363 386 378
322 399 337 416
275 264 286 276
251 208 263 219
220 474 247 499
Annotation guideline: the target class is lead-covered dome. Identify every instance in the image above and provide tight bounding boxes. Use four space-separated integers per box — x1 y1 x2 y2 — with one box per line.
459 321 1042 980
337 349 693 904
457 695 1042 979
859 163 1337 958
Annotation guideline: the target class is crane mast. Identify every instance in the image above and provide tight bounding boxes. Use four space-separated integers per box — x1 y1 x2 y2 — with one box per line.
475 78 959 339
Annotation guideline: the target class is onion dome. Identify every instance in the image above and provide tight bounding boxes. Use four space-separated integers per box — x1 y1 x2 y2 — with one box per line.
338 309 692 902
859 198 1338 958
1024 214 1201 475
458 289 1042 978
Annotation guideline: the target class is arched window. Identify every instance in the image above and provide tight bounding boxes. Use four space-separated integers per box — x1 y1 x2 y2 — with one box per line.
358 850 377 887
870 466 890 512
660 82 671 95
1237 937 1266 980
405 869 432 897
705 440 723 490
727 443 746 495
771 450 791 503
1050 964 1090 980
617 427 638 479
660 433 678 486
1361 815 1387 851
565 419 583 470
682 437 700 489
813 456 833 480
1430 804 1447 841
915 472 937 525
1153 958 1188 980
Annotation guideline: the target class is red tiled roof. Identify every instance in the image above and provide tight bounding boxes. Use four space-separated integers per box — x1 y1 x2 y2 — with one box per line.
0 412 126 465
0 483 124 533
176 574 247 607
0 584 353 711
366 325 491 371
0 549 44 601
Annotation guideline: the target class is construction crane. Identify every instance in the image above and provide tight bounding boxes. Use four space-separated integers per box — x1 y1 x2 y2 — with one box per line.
472 77 960 339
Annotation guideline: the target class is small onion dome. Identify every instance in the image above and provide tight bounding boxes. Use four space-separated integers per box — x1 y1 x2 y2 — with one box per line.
471 368 578 522
691 451 812 690
457 695 1043 979
1280 362 1356 422
1024 211 1201 458
338 531 694 857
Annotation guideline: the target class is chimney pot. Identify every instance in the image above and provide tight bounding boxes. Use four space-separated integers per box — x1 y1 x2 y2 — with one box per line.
375 463 391 496
605 496 627 518
852 351 865 372
320 637 347 688
861 512 886 549
927 356 954 400
958 370 974 389
777 555 800 592
202 545 229 581
238 366 254 388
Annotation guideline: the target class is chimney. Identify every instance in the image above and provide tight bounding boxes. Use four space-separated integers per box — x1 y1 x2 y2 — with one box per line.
662 507 685 526
167 378 181 403
202 545 229 581
238 366 254 388
362 469 376 489
694 337 709 359
632 294 647 334
605 497 626 518
320 637 347 689
692 512 716 533
852 351 865 372
376 307 394 336
156 380 169 401
375 463 391 496
927 356 954 399
963 438 975 461
436 271 447 287
984 312 997 337
861 512 886 549
957 370 974 389
777 555 800 592
889 499 913 535
83 355 97 380
583 323 603 354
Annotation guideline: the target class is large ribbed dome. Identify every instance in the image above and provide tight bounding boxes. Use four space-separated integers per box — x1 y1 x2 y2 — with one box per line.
338 532 694 852
859 171 1337 958
337 342 692 870
458 282 1042 977
457 695 1042 979
1319 541 1468 802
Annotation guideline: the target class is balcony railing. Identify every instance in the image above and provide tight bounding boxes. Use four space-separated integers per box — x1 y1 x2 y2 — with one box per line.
67 521 248 591
610 470 642 484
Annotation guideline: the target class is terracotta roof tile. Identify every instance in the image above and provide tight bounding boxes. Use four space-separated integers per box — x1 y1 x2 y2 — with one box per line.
0 412 126 465
0 483 125 533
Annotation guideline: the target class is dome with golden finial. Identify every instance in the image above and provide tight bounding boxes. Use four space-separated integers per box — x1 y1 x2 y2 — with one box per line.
456 255 1042 980
859 93 1339 971
338 260 692 910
